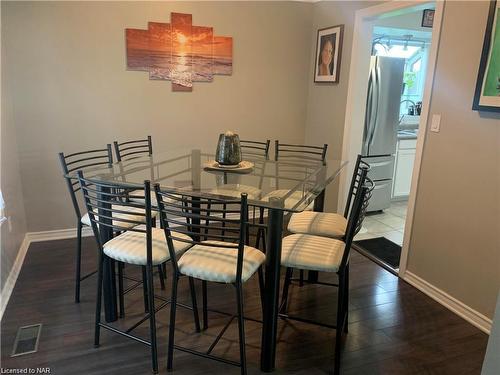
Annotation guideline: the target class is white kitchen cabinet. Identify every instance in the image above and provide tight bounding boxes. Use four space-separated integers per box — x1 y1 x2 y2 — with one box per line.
392 139 416 199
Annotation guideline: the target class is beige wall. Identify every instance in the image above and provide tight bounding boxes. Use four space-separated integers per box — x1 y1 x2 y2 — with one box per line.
1 0 27 291
304 1 375 213
407 1 500 318
2 1 313 232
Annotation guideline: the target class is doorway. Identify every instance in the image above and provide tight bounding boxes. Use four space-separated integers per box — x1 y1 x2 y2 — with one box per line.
338 2 444 275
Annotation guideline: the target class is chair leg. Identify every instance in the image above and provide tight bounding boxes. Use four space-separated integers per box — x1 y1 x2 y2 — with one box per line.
118 262 125 318
142 266 149 313
188 277 201 332
94 252 104 347
279 267 293 314
299 269 304 287
157 265 166 290
202 280 208 330
235 283 247 375
258 267 265 315
75 221 83 303
167 275 179 371
146 264 159 374
334 271 346 375
344 264 349 334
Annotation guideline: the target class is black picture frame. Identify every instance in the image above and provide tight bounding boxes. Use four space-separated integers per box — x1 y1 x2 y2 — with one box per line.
421 9 435 28
473 0 500 112
313 25 344 83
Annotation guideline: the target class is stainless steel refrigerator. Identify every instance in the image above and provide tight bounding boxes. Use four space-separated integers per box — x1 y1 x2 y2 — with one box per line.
362 56 405 212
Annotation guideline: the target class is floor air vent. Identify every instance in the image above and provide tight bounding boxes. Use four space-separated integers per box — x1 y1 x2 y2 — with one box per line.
11 323 42 357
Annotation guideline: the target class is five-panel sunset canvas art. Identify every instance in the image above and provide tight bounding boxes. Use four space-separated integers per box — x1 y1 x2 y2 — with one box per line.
126 13 233 91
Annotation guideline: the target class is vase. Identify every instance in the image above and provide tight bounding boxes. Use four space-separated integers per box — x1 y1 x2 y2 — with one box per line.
215 131 242 166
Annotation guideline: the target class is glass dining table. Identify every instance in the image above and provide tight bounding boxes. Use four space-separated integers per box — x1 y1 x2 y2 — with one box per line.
68 148 347 372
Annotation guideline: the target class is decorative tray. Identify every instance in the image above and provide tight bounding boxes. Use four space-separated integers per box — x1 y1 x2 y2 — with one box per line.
203 160 254 173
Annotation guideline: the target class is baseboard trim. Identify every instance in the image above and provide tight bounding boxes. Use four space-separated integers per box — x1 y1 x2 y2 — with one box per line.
0 236 30 320
26 227 93 243
0 226 93 320
403 271 492 334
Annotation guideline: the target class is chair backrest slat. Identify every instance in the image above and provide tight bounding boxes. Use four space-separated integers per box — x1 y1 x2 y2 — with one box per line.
275 141 328 163
344 154 371 218
155 185 249 282
340 170 374 270
114 136 153 162
240 139 270 159
59 145 113 220
78 173 153 256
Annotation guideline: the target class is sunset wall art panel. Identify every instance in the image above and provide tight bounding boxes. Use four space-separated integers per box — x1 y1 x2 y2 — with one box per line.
125 12 232 91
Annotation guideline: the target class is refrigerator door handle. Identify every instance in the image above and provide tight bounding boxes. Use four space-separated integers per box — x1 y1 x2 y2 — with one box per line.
363 66 374 150
368 62 381 150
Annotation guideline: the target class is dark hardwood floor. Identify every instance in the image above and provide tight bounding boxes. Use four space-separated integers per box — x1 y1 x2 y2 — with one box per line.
1 237 488 374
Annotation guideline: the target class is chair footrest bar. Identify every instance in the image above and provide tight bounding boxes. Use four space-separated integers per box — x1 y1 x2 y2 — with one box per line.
124 280 143 294
80 270 98 281
290 278 339 287
206 307 263 324
278 313 337 329
99 323 151 346
125 301 170 334
206 315 235 355
173 345 241 367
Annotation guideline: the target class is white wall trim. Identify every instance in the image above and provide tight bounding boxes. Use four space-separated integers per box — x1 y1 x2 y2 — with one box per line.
26 226 93 243
337 0 445 277
0 226 93 320
0 236 30 320
404 271 492 334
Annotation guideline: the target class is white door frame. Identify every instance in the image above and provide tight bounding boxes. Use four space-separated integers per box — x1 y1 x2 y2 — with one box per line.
338 0 445 277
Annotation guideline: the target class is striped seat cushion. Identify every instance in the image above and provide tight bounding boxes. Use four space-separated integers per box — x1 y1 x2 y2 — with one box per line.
208 184 262 200
287 211 347 239
178 241 266 283
281 234 345 273
103 226 192 266
80 204 157 229
261 189 314 211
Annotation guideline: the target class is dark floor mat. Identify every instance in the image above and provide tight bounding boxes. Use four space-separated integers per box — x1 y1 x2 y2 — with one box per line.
354 237 401 268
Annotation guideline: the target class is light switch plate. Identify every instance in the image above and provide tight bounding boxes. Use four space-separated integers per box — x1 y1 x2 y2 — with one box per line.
431 114 441 132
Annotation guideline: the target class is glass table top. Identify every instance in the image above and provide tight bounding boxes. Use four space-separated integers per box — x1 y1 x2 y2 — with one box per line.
66 149 347 212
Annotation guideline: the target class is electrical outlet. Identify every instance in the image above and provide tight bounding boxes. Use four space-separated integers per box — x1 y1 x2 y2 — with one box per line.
431 114 441 132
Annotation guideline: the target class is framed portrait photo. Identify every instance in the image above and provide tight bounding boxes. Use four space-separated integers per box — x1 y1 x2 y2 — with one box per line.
421 9 435 28
473 0 500 112
314 25 344 83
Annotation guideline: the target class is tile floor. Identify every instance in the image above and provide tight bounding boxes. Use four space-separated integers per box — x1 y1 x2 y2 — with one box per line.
354 200 408 246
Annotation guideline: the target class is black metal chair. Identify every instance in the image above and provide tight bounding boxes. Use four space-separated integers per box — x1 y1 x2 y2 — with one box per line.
78 175 199 374
155 186 265 375
240 139 270 159
287 154 371 239
113 136 153 161
59 145 113 303
278 168 374 375
274 140 328 163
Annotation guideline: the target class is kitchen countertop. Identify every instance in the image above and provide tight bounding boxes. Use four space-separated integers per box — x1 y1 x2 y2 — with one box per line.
397 129 418 140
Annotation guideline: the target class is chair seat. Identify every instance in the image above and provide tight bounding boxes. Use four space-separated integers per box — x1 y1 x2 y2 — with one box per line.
288 211 347 239
208 184 262 200
81 204 157 228
261 189 314 211
103 226 192 266
281 234 345 273
178 241 266 283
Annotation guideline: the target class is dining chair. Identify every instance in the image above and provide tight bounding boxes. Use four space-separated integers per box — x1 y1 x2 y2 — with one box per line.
78 174 199 374
59 145 113 303
240 139 270 159
278 170 374 375
155 186 265 375
287 154 370 239
113 136 153 161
